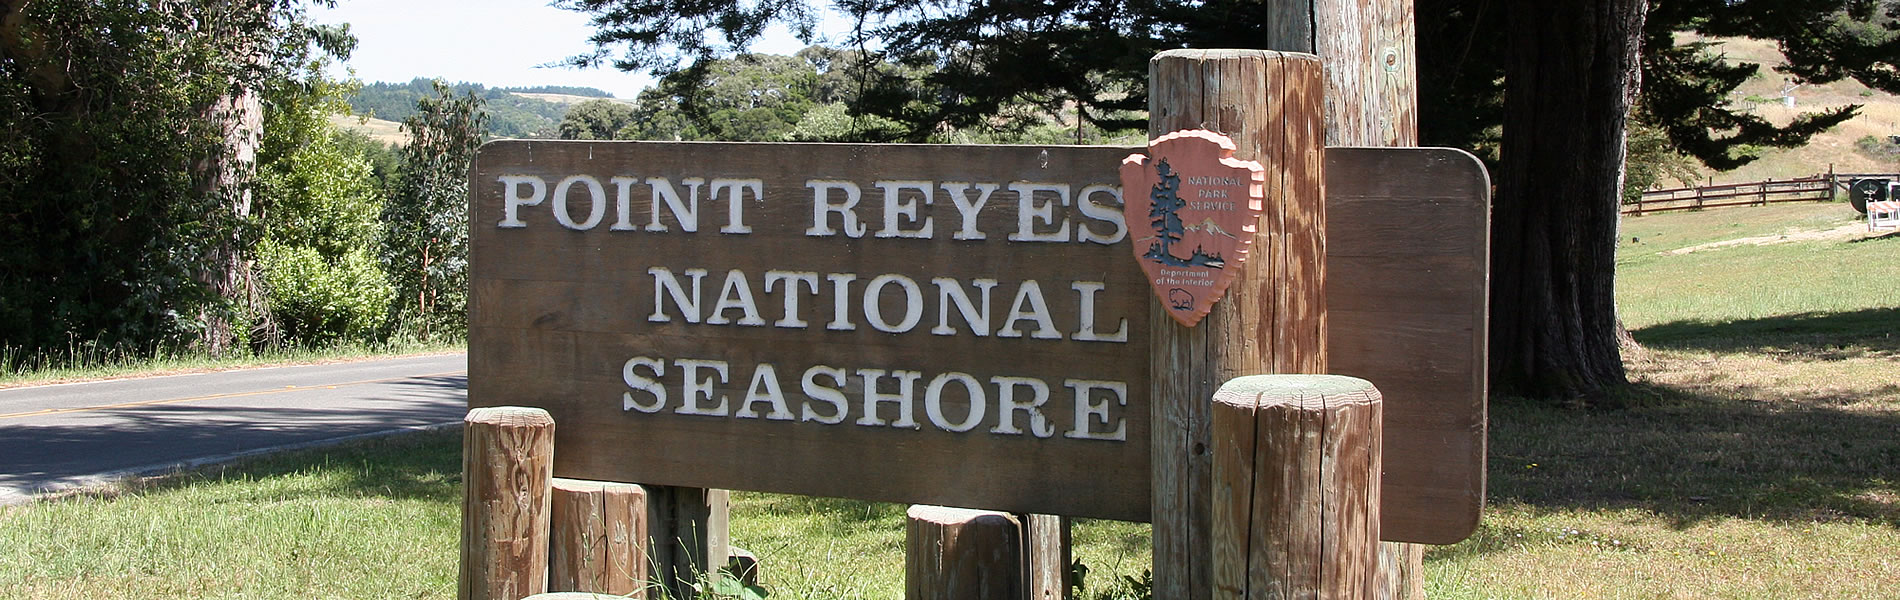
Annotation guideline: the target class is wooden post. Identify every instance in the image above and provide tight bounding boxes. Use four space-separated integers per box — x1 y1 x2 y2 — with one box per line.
460 407 556 600
1210 375 1382 599
646 486 730 599
1148 49 1327 600
1828 164 1837 202
549 478 648 597
1262 1 1431 594
906 506 1025 600
1021 514 1072 600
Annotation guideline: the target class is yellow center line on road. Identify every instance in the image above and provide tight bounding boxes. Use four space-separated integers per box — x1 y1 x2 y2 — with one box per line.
0 370 467 421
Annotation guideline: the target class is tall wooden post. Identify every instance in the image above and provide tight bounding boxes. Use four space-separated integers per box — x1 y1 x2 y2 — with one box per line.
460 407 556 600
1266 1 1429 596
1210 375 1382 599
1148 49 1327 600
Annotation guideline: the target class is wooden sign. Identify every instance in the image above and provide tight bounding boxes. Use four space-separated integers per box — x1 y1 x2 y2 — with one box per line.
1325 147 1489 545
469 141 1153 522
1119 130 1267 327
469 140 1487 541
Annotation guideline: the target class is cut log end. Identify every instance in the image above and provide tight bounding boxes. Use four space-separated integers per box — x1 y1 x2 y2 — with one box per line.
466 406 555 427
1212 374 1380 409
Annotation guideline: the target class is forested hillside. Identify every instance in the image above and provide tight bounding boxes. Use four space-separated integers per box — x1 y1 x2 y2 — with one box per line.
350 79 578 138
500 85 614 98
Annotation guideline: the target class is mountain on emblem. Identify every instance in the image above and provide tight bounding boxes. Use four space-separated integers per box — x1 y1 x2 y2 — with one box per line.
1118 130 1266 327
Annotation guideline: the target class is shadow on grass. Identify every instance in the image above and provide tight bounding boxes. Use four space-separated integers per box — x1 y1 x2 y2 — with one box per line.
1478 310 1900 550
1632 306 1900 357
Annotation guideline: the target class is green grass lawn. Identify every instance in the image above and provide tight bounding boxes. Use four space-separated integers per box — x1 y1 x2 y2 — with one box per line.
2 201 1896 598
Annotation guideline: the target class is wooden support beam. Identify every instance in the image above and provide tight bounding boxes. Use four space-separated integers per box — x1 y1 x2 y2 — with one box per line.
646 486 730 599
1265 1 1435 594
460 407 556 600
906 506 1025 600
1021 514 1072 600
1147 49 1327 600
549 478 648 597
1210 375 1382 599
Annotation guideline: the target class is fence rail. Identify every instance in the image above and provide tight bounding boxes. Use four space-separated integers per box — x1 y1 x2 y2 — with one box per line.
1627 170 1900 216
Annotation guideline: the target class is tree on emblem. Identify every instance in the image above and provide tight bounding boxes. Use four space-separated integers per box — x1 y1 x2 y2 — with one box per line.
1145 159 1186 265
1144 158 1226 269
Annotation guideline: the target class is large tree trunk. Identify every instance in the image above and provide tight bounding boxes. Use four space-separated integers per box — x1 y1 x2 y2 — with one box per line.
193 1 271 355
1490 0 1645 401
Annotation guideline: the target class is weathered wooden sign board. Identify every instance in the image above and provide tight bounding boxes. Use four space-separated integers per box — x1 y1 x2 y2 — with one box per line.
468 140 1488 542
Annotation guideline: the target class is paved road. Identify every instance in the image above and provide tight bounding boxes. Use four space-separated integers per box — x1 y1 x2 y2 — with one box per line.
0 353 466 503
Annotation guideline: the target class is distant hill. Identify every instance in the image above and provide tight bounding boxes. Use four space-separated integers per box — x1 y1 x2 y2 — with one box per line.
513 92 637 107
1683 36 1900 183
499 85 615 98
349 79 575 139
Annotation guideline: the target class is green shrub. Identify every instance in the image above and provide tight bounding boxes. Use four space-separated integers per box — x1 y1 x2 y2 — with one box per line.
257 242 393 346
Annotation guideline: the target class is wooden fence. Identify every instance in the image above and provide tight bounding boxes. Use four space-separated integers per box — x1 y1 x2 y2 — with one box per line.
1627 171 1900 216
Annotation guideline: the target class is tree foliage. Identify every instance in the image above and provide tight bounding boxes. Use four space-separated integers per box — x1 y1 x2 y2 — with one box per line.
351 78 566 138
559 99 637 140
565 0 1897 402
380 82 489 340
0 0 346 361
254 74 392 346
567 0 1897 168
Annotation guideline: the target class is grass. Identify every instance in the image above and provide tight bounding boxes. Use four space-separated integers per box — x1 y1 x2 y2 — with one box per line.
0 338 466 390
0 432 463 599
1424 201 1900 598
2 202 1896 598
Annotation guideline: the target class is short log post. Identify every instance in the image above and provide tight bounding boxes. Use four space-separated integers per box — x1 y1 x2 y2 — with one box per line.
460 407 557 600
1147 49 1327 599
1210 375 1382 599
647 486 730 599
549 478 648 597
905 506 1025 600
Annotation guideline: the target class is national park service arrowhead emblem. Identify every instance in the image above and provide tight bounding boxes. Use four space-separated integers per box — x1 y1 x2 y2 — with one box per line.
1119 130 1267 327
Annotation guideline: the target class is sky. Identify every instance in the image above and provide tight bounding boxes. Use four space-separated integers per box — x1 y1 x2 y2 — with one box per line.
309 0 826 99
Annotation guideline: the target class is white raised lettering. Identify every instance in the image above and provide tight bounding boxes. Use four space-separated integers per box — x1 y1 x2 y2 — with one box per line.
799 365 848 425
924 372 987 433
706 269 767 326
826 273 857 331
989 376 1055 437
712 178 762 234
940 182 998 240
1071 281 1128 343
620 356 665 413
1063 379 1127 441
930 278 996 337
734 363 794 420
996 280 1060 339
1008 182 1071 242
497 175 546 228
863 274 923 333
764 271 820 328
673 358 729 416
875 180 934 239
648 267 707 323
806 180 866 237
1076 184 1127 244
609 176 640 230
646 177 704 232
552 175 608 230
855 369 921 429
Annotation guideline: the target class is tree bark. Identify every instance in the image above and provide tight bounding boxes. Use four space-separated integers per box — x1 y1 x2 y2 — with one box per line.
1491 0 1645 402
